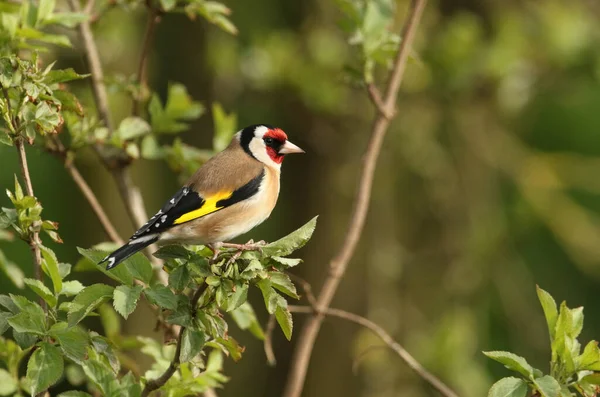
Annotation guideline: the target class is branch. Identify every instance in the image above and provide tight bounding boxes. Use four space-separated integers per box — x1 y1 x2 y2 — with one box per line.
288 305 459 397
15 138 45 312
67 0 166 282
282 1 427 396
48 138 123 244
132 2 161 117
141 283 207 396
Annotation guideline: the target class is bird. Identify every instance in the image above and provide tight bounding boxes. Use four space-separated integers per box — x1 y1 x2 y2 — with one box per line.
100 124 304 270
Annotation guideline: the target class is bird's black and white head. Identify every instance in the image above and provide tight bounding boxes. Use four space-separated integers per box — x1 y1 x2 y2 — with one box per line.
237 124 304 168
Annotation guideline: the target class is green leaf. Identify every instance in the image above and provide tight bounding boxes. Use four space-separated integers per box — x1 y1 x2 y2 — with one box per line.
212 102 237 152
256 279 287 314
98 304 121 339
230 302 265 340
24 278 56 307
57 392 93 397
167 300 193 327
8 308 46 335
144 285 178 310
13 329 37 349
533 375 560 397
488 377 528 397
44 68 88 85
40 245 62 293
578 340 600 370
117 117 151 141
36 0 56 24
0 368 18 396
82 359 119 396
68 284 114 326
180 328 205 362
262 216 318 257
0 312 10 335
61 280 85 296
571 306 584 339
113 285 143 319
483 351 534 378
169 265 189 291
77 247 152 285
224 282 248 312
275 306 293 341
269 272 299 299
0 249 24 288
49 322 88 364
165 83 204 121
271 256 302 268
215 336 243 362
27 342 64 395
54 90 84 116
153 244 190 260
45 12 88 27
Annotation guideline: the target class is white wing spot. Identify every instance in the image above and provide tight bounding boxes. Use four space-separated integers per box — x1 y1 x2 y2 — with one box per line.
155 223 160 228
107 257 115 268
183 187 189 195
170 198 175 204
161 215 167 222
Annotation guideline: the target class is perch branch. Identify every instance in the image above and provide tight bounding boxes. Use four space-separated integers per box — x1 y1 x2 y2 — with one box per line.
282 1 427 396
141 283 207 396
288 305 458 397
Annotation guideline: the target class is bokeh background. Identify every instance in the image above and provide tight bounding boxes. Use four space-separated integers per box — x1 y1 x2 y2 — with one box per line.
3 0 600 396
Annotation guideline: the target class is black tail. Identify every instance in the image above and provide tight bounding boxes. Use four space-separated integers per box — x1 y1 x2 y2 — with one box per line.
99 235 159 270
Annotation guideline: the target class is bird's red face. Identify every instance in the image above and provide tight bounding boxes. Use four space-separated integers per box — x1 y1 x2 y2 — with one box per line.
240 125 304 168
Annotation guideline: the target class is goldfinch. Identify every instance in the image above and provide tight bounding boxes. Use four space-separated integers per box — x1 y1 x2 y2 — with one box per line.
100 124 304 269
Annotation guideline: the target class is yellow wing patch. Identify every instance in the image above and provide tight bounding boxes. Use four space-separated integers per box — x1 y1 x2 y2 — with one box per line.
173 191 232 225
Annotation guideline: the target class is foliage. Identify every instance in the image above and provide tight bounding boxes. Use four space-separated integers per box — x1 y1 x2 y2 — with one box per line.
0 0 318 395
485 286 600 397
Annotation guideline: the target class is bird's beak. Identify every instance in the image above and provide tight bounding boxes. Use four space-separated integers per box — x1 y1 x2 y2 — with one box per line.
279 140 305 154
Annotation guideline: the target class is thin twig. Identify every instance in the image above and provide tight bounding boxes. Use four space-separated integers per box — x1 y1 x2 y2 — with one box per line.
132 2 161 116
263 314 277 366
49 138 123 244
282 1 427 396
142 283 207 396
15 138 45 312
67 0 167 283
288 305 459 397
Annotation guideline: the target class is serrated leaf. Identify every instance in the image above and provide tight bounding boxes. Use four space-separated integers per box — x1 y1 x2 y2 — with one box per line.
483 351 534 378
269 272 299 299
7 302 46 335
169 265 189 291
144 285 178 310
271 256 302 268
77 247 152 285
68 284 114 326
153 244 190 260
533 375 560 397
54 90 84 116
224 282 248 312
82 359 119 395
49 322 88 364
256 279 286 314
488 377 528 397
40 245 62 293
112 285 143 319
0 312 10 335
275 306 293 340
180 328 205 362
261 216 318 257
27 342 63 395
230 302 265 340
24 278 56 307
44 68 88 85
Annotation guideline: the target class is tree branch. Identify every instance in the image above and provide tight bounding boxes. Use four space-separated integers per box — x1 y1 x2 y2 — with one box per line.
15 138 45 312
132 2 161 117
67 0 166 282
282 1 427 396
288 305 458 397
141 283 207 396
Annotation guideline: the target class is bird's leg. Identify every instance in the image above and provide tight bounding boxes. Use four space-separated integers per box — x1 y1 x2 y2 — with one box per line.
207 242 222 264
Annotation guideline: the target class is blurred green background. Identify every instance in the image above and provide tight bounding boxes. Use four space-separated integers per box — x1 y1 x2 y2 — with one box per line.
3 0 600 396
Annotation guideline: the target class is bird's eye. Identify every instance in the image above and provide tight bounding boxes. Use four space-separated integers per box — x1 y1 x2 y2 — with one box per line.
264 138 274 145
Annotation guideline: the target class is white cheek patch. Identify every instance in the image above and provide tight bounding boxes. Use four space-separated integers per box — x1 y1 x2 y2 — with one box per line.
249 138 281 169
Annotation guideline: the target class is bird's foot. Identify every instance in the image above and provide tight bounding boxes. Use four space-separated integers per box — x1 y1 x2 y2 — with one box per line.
207 242 222 264
221 239 266 252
